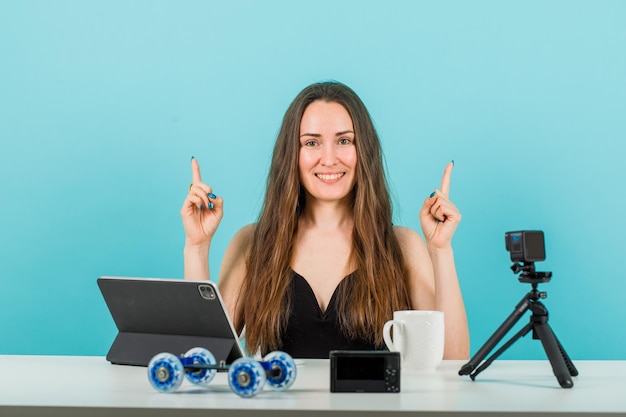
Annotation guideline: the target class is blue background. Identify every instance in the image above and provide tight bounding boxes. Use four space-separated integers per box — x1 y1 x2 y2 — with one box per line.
1 0 625 359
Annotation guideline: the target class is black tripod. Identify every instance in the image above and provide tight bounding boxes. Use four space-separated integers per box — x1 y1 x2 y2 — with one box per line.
458 262 578 388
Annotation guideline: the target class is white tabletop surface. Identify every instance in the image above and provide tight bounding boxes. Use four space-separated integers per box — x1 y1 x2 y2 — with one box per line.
1 355 625 416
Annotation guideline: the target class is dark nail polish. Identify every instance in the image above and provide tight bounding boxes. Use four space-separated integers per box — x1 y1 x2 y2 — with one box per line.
451 159 455 165
208 202 214 210
191 156 195 160
430 191 436 198
207 193 216 199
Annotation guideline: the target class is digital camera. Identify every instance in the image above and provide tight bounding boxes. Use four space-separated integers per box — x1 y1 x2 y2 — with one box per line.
330 350 400 393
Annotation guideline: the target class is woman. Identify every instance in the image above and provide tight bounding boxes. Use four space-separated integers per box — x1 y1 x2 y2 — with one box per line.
182 81 469 359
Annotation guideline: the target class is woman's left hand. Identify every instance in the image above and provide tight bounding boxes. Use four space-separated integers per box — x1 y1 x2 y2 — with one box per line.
420 161 462 249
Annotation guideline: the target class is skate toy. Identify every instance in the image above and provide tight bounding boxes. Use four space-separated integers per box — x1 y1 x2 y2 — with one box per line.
147 347 297 398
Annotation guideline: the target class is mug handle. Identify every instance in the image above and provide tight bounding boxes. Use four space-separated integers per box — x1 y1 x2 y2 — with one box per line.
383 319 399 351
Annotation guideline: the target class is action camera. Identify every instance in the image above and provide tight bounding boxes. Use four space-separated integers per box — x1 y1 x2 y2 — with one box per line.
505 230 546 263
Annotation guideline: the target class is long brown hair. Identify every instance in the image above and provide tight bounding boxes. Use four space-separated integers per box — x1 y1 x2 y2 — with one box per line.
239 81 411 354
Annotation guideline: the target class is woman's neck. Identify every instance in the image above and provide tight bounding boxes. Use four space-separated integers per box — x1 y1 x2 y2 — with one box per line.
299 197 354 231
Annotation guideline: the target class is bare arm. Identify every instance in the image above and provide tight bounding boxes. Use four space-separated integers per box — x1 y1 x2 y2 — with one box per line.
414 161 470 359
180 159 253 336
184 241 210 280
395 226 469 359
216 224 255 334
394 226 435 310
182 157 223 281
428 244 469 359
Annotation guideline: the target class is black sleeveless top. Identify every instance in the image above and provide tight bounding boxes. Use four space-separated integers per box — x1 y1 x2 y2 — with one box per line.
279 271 380 358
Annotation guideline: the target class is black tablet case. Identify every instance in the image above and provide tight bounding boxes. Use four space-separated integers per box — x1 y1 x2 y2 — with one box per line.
97 277 244 366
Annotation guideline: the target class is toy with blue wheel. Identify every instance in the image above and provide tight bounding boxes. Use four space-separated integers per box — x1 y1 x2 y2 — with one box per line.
147 348 297 398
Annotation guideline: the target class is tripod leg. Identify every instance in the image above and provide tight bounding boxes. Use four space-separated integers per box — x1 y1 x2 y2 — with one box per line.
470 322 533 380
554 333 579 377
459 296 530 376
533 321 574 388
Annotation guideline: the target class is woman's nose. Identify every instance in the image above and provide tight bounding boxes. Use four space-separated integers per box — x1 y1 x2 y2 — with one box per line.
321 145 338 166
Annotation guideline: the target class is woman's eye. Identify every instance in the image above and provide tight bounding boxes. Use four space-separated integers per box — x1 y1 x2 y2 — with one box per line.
304 140 318 147
339 138 352 145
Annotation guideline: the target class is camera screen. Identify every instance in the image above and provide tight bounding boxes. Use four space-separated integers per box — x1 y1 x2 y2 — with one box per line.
336 356 385 380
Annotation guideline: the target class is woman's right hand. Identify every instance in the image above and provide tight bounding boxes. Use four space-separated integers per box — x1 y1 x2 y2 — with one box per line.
181 157 224 246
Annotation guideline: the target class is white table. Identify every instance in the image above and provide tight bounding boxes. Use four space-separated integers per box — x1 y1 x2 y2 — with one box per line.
1 355 625 416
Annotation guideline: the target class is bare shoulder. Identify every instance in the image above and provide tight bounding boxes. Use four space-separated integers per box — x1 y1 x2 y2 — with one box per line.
230 223 256 248
393 225 427 252
392 225 431 268
220 223 255 278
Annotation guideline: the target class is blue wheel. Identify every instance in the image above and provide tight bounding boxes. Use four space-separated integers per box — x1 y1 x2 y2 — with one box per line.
262 351 297 391
228 358 266 398
183 347 217 386
147 352 184 393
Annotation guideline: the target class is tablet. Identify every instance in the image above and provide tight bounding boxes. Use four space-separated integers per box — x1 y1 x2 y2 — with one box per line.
97 276 245 366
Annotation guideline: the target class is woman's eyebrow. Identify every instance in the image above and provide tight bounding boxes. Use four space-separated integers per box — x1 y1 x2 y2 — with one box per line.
335 130 355 136
299 130 354 138
299 132 321 138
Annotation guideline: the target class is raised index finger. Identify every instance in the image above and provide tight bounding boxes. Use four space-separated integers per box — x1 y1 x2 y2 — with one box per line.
191 157 202 184
440 161 454 197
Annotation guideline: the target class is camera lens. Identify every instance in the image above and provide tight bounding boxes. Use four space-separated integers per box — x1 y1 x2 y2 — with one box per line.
198 284 216 300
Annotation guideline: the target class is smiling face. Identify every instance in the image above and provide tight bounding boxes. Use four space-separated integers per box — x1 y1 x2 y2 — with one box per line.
298 100 357 204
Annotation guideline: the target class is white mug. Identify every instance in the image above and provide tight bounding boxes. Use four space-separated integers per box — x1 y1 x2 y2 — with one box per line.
383 310 444 371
